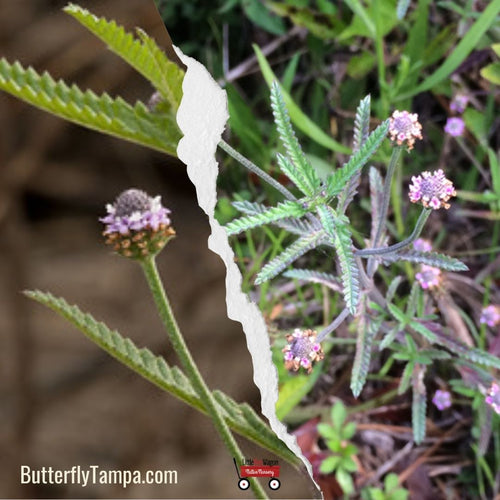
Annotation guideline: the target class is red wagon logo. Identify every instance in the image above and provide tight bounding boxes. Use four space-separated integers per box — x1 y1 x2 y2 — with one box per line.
233 458 281 490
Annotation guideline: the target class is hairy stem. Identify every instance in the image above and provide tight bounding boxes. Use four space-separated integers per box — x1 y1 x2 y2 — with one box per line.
317 307 350 342
367 147 403 275
356 207 431 257
141 257 268 499
218 139 296 201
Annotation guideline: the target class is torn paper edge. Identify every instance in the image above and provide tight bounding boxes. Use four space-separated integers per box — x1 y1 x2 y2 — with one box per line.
175 49 319 493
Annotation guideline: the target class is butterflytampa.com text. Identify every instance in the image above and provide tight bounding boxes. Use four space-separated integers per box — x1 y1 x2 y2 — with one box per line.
21 465 178 489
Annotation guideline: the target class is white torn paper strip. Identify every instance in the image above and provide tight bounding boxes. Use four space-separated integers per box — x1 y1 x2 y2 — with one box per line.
175 49 319 493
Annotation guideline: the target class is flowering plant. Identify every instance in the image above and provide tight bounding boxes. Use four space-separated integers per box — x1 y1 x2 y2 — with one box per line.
222 82 500 445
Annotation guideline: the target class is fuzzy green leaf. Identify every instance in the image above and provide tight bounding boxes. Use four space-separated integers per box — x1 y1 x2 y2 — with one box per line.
270 82 321 196
433 329 500 370
231 200 316 236
283 269 342 291
338 95 371 212
369 166 385 243
380 250 468 271
255 231 325 284
0 58 180 156
64 3 184 110
352 95 371 153
225 200 307 235
350 302 381 397
325 119 389 199
25 290 299 466
411 364 427 444
329 216 360 314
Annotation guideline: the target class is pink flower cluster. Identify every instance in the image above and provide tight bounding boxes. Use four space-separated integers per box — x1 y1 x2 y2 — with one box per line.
432 390 452 410
283 329 324 374
408 169 456 210
480 305 500 328
388 110 423 150
416 264 442 290
486 382 500 415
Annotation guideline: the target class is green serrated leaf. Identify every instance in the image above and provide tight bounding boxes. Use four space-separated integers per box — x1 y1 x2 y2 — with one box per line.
325 119 389 199
25 290 300 466
411 364 427 444
225 200 307 235
271 82 321 197
433 329 500 369
381 250 468 271
255 231 324 284
283 268 342 291
253 45 350 154
232 200 316 236
64 3 184 110
352 95 371 153
332 221 360 314
0 58 180 156
350 302 381 397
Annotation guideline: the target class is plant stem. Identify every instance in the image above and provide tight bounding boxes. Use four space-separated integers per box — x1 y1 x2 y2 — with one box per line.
356 207 431 257
367 147 402 275
141 257 268 499
218 139 296 201
317 307 350 342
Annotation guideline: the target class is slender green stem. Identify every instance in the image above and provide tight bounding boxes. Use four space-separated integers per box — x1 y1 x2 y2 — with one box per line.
218 139 296 201
356 208 431 257
367 147 403 275
141 257 268 499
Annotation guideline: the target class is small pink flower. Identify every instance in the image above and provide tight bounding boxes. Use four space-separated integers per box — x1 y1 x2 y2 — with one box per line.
480 305 500 328
444 117 465 137
485 382 500 415
282 329 324 374
416 265 442 290
432 390 452 410
413 238 432 252
388 110 423 151
450 93 468 114
408 169 456 210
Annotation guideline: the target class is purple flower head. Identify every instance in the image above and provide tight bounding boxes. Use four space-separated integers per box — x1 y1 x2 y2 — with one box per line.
444 117 465 137
450 93 469 114
408 169 456 210
283 329 324 374
416 264 442 290
413 238 432 252
480 305 500 328
485 382 500 415
432 390 452 410
100 189 175 259
388 110 423 151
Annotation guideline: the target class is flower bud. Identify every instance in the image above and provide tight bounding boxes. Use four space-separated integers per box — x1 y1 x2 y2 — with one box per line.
100 189 175 260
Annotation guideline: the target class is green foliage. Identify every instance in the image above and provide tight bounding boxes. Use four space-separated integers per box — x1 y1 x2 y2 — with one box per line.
351 300 382 397
225 200 307 235
379 250 469 271
270 80 321 197
0 4 184 157
0 58 181 156
26 290 300 467
255 231 324 284
324 119 389 198
362 473 409 500
64 4 184 110
318 401 359 495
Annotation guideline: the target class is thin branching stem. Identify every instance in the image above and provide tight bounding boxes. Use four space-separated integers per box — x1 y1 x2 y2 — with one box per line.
141 257 268 499
367 146 403 275
218 139 296 201
356 208 431 257
317 307 350 342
